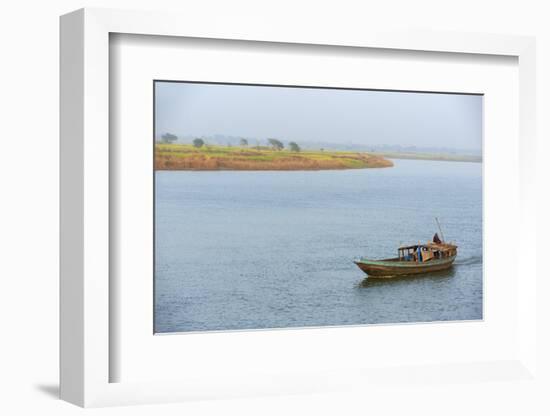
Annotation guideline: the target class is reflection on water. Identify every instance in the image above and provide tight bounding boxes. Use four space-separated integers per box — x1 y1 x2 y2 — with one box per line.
155 159 483 333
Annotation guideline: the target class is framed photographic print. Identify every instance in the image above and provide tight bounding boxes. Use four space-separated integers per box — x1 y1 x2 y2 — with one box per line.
60 8 538 407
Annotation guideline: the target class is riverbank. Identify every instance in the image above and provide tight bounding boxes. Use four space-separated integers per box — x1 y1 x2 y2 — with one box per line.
155 143 393 170
372 151 482 163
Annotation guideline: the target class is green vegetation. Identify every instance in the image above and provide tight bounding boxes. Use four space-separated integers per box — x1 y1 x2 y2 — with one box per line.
192 138 205 148
155 143 393 171
160 133 178 144
289 142 301 152
267 138 284 151
239 138 248 147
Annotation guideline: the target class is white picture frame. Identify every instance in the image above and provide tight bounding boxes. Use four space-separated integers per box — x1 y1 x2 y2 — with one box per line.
60 7 537 407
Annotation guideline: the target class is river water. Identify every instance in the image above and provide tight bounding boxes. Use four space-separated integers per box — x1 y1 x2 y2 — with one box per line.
154 159 482 333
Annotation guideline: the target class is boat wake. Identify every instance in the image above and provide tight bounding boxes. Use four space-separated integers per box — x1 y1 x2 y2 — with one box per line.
454 255 483 266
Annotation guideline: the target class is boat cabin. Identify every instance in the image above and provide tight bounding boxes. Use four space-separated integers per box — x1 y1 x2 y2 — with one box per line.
398 242 457 263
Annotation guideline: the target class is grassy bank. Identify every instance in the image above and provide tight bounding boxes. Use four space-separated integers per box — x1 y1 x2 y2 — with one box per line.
155 143 393 171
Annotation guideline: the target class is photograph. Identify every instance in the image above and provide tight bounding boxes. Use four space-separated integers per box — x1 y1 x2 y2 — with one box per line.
153 81 483 333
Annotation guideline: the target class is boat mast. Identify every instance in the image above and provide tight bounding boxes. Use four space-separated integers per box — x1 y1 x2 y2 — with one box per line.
435 217 445 242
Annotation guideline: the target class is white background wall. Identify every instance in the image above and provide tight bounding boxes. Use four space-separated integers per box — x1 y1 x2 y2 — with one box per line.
0 1 548 415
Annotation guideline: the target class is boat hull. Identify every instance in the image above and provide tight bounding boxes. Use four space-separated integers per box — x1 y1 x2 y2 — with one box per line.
355 256 456 278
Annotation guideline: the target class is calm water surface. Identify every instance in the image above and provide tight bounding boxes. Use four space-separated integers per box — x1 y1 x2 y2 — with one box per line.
155 159 482 333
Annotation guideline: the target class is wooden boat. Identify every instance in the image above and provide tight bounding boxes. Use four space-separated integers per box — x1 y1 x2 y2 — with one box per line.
354 238 457 278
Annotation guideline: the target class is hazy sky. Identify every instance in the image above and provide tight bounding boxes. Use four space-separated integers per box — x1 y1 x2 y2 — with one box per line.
155 82 482 151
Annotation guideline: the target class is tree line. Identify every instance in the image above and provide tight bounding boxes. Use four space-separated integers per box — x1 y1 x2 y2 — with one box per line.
159 133 301 152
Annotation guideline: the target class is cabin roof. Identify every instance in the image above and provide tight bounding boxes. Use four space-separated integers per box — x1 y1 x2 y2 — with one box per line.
398 242 457 252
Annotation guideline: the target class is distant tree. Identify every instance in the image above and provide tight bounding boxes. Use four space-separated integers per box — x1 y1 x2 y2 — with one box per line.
227 142 232 147
193 138 205 148
161 132 178 144
289 142 301 152
240 138 248 147
267 138 284 151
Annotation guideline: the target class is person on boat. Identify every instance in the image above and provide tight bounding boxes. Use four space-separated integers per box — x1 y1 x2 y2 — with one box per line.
433 233 442 244
417 246 423 262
